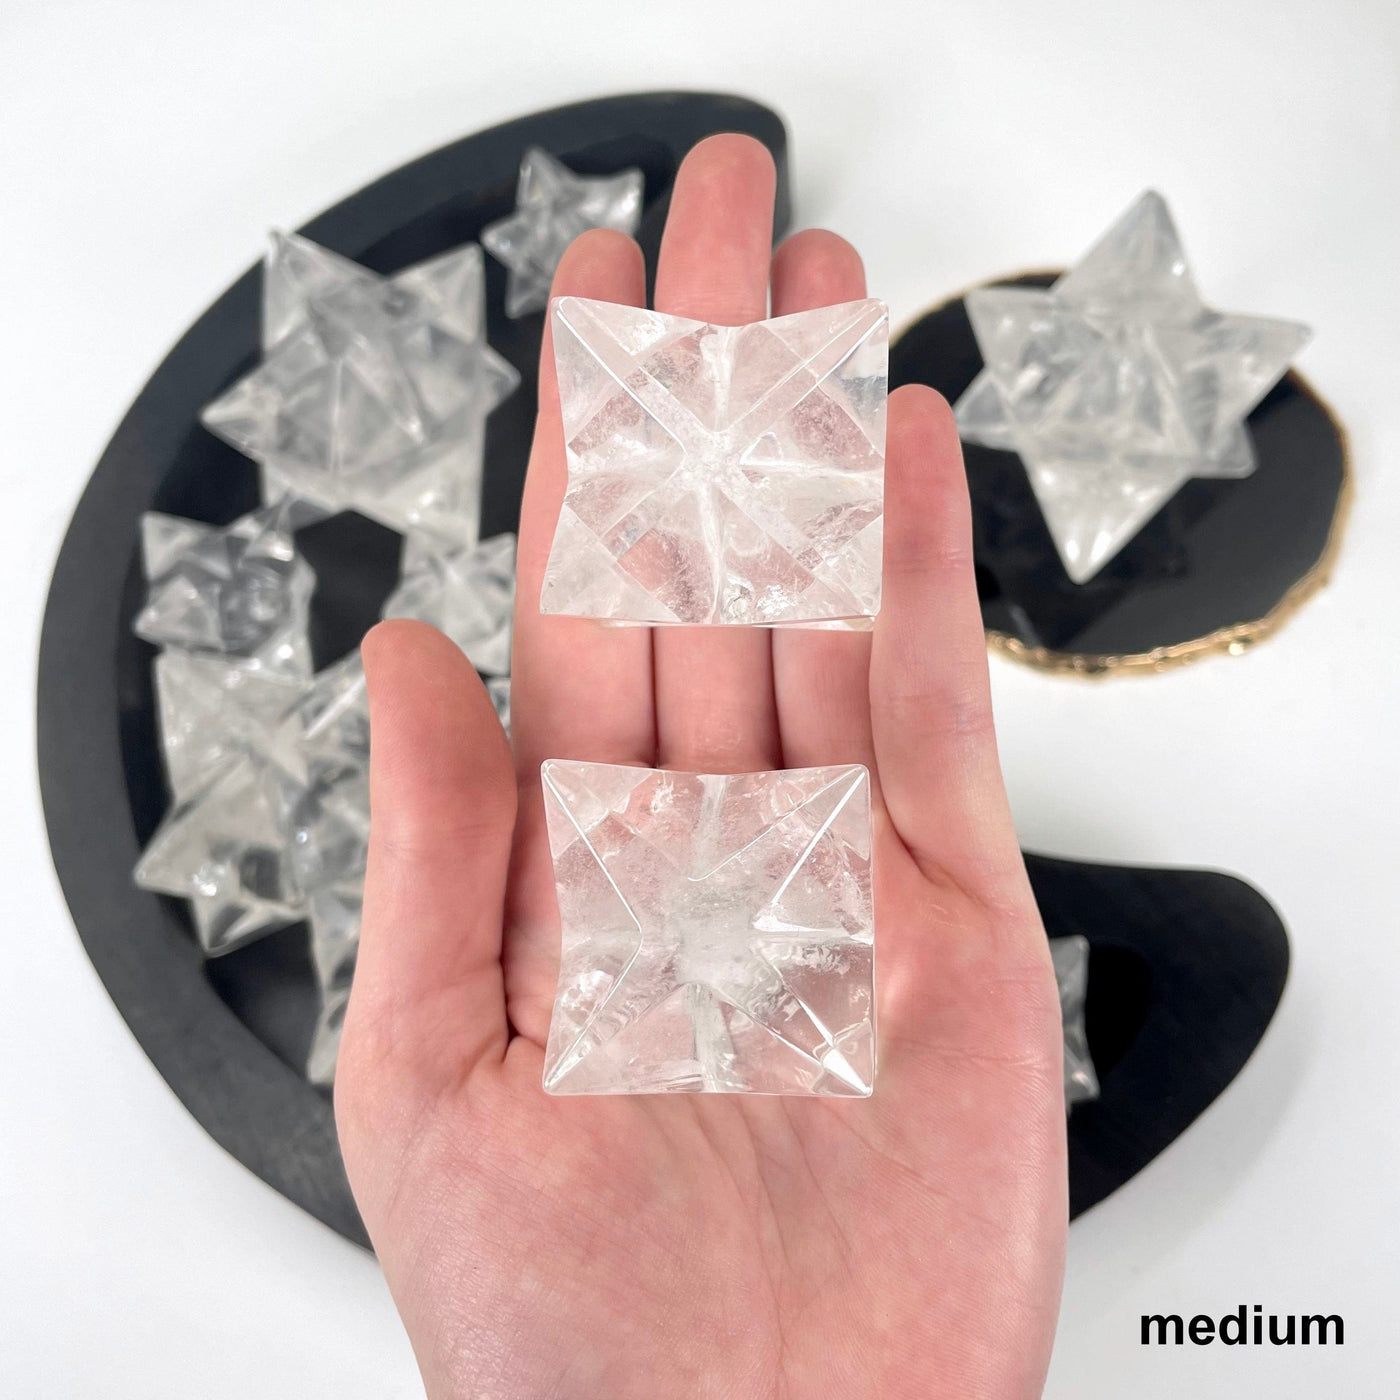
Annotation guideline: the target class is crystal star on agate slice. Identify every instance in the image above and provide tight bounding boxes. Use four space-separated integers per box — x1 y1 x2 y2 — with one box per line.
482 147 644 318
381 533 516 674
541 761 875 1096
134 504 314 676
540 297 888 625
954 191 1311 583
202 232 519 543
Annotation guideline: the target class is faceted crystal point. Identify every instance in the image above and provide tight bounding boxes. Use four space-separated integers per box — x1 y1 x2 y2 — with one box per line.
202 232 519 543
381 533 515 674
135 504 315 676
541 761 875 1096
1050 935 1099 1108
482 148 644 318
954 191 1311 583
541 296 888 626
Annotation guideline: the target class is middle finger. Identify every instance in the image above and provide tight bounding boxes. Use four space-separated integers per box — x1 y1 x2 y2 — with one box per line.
651 134 782 774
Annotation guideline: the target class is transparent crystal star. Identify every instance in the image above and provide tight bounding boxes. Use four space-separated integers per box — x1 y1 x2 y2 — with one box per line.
134 756 304 955
1050 935 1099 1108
541 761 875 1095
134 504 314 676
137 650 307 953
381 533 515 675
482 148 644 318
135 654 371 957
541 297 888 625
202 232 519 543
305 883 362 1087
150 650 306 801
954 191 1311 582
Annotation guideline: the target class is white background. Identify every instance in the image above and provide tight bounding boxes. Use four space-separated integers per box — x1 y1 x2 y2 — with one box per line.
2 1 1397 1395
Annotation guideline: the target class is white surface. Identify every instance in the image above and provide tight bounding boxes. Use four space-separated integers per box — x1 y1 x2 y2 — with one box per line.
2 1 1397 1395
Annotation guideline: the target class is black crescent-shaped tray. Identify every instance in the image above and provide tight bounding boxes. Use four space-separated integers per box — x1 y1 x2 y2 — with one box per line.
38 92 1288 1249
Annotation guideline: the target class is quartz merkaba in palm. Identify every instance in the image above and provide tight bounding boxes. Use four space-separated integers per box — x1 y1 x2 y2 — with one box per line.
541 762 875 1096
954 191 1311 582
482 147 644 318
541 296 888 625
202 232 519 543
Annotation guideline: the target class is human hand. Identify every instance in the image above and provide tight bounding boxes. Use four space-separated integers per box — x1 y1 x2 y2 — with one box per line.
336 134 1066 1400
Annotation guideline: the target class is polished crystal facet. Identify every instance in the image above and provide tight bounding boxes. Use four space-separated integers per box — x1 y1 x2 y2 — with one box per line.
954 191 1311 582
382 533 515 674
541 297 888 625
482 148 644 318
541 761 875 1095
1050 935 1099 1108
135 504 314 676
202 233 519 543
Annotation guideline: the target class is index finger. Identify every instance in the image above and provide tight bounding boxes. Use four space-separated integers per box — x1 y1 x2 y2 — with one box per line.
509 229 656 782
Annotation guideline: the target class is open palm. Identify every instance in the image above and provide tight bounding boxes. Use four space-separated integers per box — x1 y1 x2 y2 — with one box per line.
336 135 1066 1400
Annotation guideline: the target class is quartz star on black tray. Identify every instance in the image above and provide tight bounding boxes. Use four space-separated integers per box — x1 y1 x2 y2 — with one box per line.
39 93 1287 1248
890 274 1349 673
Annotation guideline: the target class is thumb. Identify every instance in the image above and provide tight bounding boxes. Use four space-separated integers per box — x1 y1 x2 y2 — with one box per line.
342 619 516 1088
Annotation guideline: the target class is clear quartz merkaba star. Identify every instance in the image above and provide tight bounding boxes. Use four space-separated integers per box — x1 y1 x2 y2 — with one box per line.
482 147 644 318
954 191 1312 583
147 649 307 802
201 232 519 543
381 532 516 675
134 503 315 677
541 296 888 626
135 651 309 954
133 648 372 959
541 761 875 1096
